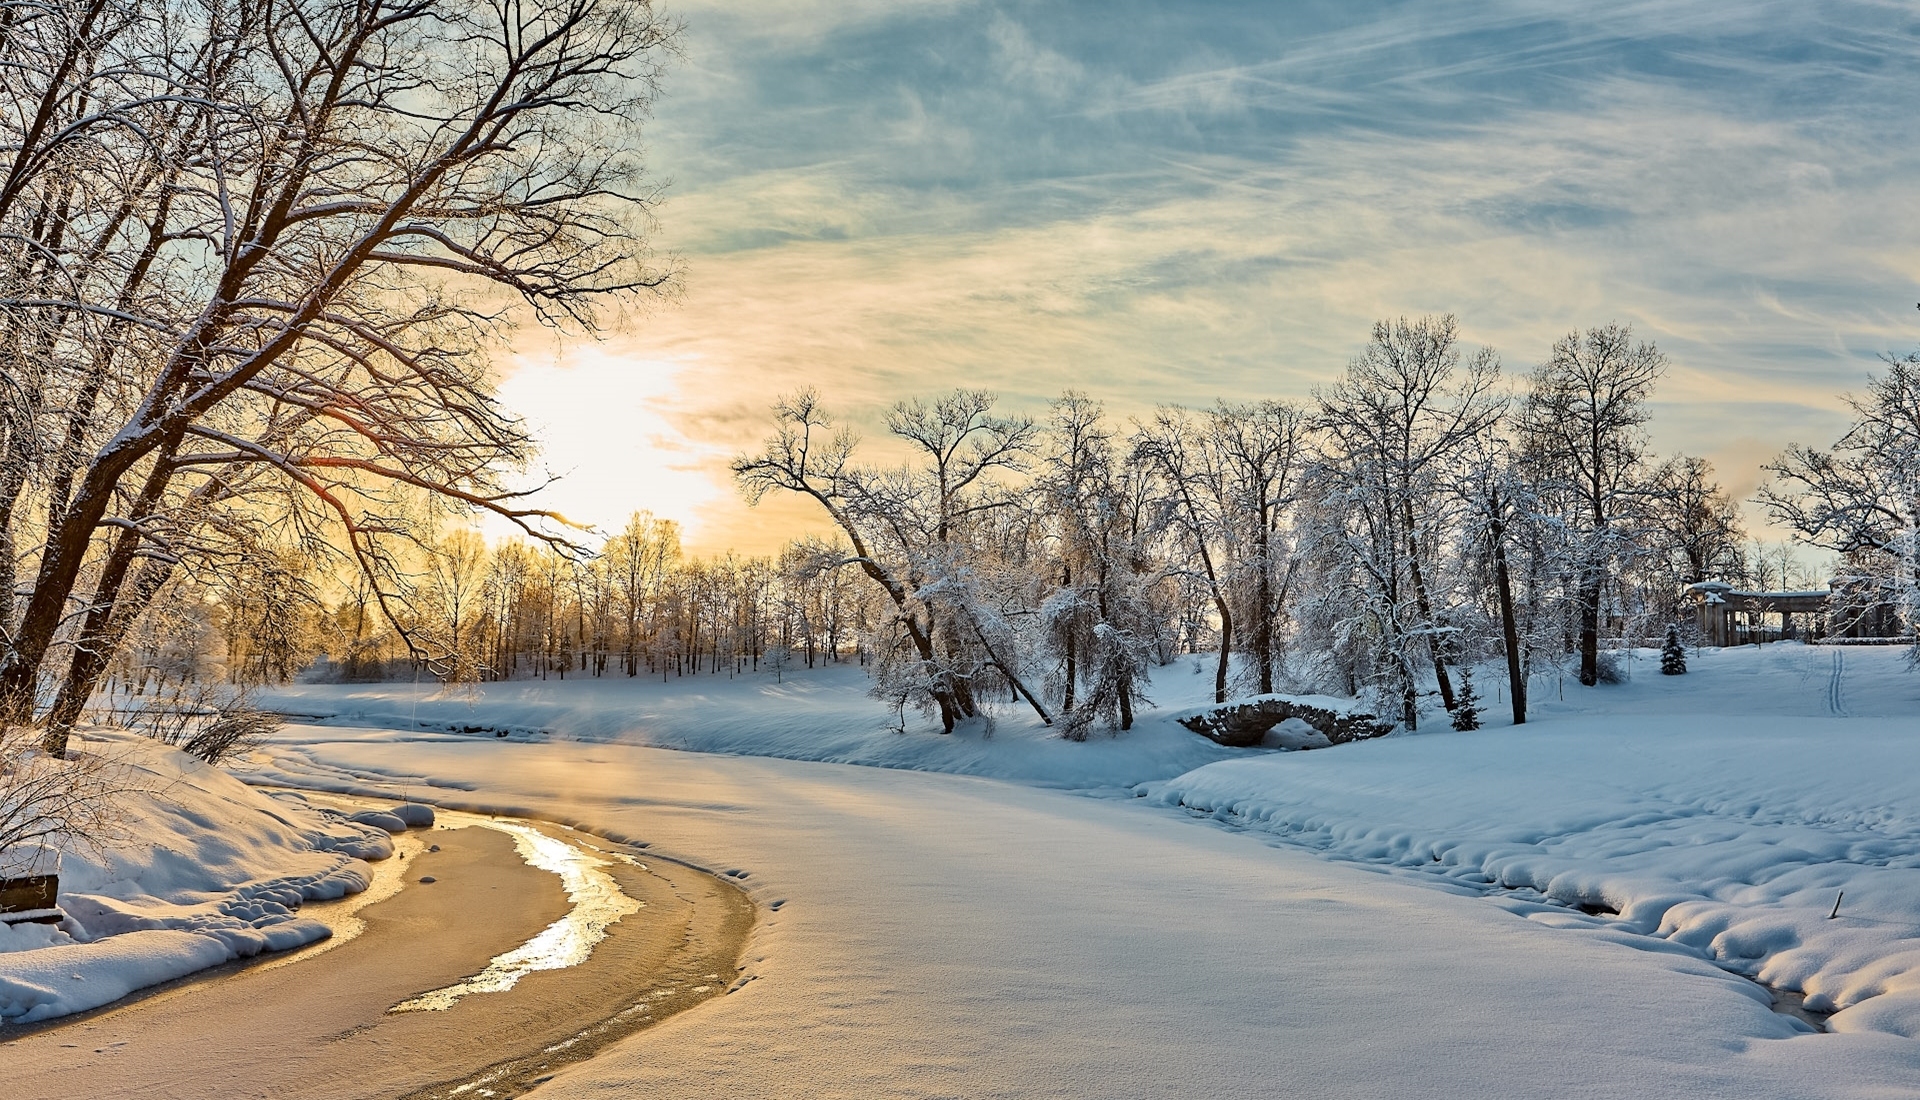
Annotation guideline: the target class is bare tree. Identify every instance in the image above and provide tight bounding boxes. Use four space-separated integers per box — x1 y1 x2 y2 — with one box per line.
1205 401 1305 696
1759 353 1920 649
606 511 679 675
0 0 680 746
1451 436 1534 724
1520 323 1665 687
1648 456 1746 586
1313 315 1504 725
416 529 492 681
1038 393 1161 736
1134 407 1236 704
734 390 1044 732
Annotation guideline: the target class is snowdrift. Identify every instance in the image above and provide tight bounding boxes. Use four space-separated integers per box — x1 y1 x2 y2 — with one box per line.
0 732 392 1024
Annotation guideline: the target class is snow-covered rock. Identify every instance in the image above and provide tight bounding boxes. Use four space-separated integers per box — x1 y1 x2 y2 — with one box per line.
349 809 410 833
390 803 435 828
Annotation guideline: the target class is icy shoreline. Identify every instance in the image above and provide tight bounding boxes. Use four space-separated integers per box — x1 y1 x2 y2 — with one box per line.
260 644 1920 1047
0 736 402 1024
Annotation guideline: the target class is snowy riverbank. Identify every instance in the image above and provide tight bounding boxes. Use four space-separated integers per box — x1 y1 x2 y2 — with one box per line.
253 660 1245 789
225 644 1920 1098
10 642 1920 1098
0 734 392 1023
1146 645 1920 1038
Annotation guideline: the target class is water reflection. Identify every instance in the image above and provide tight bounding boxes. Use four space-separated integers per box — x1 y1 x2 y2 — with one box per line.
390 820 642 1013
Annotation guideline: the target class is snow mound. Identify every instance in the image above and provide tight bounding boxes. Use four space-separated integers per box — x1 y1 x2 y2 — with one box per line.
0 732 389 1024
349 809 409 833
391 803 435 827
0 930 232 1024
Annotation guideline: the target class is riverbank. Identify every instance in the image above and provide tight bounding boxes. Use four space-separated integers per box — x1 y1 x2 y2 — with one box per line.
1 805 753 1099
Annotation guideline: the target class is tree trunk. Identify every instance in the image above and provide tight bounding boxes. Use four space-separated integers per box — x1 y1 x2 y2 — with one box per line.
1061 564 1076 715
47 557 176 743
1404 498 1455 710
1213 595 1233 705
1489 502 1526 725
1254 522 1274 695
974 623 1051 726
0 427 165 724
1578 579 1601 687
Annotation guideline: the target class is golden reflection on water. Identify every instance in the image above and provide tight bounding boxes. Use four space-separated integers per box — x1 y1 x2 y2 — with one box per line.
389 819 643 1013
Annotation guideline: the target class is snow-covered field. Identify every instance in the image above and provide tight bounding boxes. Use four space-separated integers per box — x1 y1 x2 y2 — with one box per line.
10 643 1920 1097
254 660 1243 789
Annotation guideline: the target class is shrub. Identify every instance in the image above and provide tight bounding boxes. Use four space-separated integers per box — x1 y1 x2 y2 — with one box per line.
1451 670 1482 731
1661 623 1688 675
103 683 282 766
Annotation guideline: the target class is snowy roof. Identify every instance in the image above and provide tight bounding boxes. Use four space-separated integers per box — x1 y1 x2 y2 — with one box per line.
1686 580 1829 601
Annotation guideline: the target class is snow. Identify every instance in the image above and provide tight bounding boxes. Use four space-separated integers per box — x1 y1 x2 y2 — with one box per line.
348 809 410 833
229 649 1920 1098
12 642 1920 1096
1143 644 1920 1039
390 803 435 828
0 930 232 1024
0 733 396 1023
254 662 1243 789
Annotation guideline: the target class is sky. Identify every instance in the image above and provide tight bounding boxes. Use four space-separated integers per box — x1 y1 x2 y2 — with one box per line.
494 0 1920 556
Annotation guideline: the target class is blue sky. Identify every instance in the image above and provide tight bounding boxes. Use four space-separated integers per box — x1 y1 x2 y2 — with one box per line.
499 0 1920 552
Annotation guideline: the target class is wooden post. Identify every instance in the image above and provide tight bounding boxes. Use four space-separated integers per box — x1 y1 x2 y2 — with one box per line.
0 874 59 918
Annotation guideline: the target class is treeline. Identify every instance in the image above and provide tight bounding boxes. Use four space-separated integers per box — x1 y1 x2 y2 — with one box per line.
103 514 887 693
102 314 1915 741
730 315 1907 736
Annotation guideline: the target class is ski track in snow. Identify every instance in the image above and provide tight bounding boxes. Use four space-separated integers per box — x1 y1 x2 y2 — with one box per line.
1829 648 1849 716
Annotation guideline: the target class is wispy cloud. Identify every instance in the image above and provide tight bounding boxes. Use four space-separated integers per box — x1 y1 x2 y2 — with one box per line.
512 0 1920 552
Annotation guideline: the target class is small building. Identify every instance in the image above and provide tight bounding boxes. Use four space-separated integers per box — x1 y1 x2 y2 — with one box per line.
1686 578 1909 647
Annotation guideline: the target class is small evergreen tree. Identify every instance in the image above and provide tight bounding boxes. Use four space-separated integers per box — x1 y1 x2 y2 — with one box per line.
1661 623 1688 675
1451 669 1482 731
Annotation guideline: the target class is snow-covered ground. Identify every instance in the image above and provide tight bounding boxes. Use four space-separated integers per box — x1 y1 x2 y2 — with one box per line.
1147 644 1920 1039
12 643 1920 1097
254 660 1243 788
0 734 394 1023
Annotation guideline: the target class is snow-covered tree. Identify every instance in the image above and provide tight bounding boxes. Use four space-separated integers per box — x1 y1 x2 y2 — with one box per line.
1134 407 1238 703
1520 324 1666 687
1661 623 1688 675
1308 315 1504 727
1205 401 1307 696
1759 355 1919 652
735 389 1049 732
1451 437 1538 725
1450 668 1482 730
1036 394 1161 738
